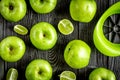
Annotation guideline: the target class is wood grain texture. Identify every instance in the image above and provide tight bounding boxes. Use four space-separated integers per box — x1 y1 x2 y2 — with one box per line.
0 0 120 80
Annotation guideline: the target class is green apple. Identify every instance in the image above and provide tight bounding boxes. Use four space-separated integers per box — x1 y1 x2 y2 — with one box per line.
0 36 26 62
70 0 97 22
30 22 57 50
29 0 57 14
64 40 91 69
0 0 27 22
25 59 52 80
89 67 116 80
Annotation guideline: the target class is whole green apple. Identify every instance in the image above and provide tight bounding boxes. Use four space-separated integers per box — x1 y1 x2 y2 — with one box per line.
89 67 116 80
25 59 52 80
29 0 57 14
70 0 97 22
30 22 57 50
64 40 91 69
0 36 26 62
0 0 27 22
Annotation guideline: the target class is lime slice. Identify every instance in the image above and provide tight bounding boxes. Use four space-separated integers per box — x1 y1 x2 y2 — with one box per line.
58 19 74 35
14 24 28 35
6 68 18 80
59 71 76 80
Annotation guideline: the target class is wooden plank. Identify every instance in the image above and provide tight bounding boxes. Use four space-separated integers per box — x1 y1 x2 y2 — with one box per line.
0 59 4 80
0 15 4 80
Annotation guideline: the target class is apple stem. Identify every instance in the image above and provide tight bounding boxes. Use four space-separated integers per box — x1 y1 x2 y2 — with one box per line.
43 34 46 37
40 0 44 3
38 70 42 75
9 5 14 10
10 47 13 51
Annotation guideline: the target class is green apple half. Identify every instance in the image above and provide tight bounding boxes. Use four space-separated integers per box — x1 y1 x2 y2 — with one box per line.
29 0 57 14
0 0 27 22
25 59 52 80
70 0 97 22
89 67 116 80
64 40 91 69
0 36 26 62
30 22 57 50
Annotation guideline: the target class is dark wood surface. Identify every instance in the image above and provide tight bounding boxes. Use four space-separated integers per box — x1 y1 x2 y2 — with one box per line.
0 0 120 80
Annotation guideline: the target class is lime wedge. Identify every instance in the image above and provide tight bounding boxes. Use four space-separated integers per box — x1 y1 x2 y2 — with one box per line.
6 68 18 80
14 24 28 35
59 71 76 80
58 19 74 35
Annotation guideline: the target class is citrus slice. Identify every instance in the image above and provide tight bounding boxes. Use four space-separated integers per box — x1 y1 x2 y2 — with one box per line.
6 68 18 80
58 19 74 35
14 24 28 35
59 71 76 80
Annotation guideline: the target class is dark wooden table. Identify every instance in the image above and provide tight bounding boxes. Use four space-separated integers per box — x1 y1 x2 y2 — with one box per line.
0 0 120 80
